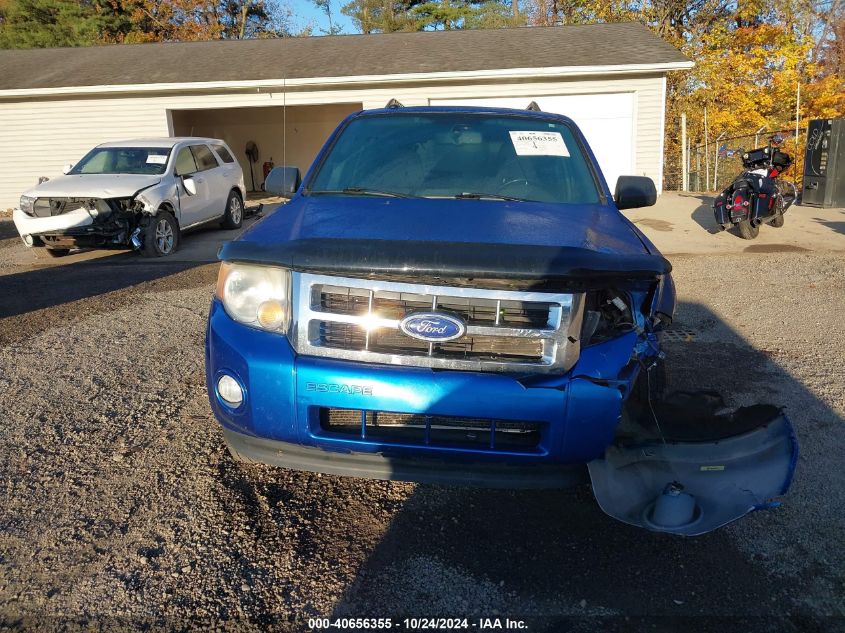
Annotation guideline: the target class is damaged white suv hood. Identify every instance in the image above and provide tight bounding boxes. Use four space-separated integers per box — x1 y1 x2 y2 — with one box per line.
23 174 162 199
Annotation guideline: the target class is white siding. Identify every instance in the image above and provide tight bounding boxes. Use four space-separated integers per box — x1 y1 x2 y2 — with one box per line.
0 97 170 209
0 73 665 209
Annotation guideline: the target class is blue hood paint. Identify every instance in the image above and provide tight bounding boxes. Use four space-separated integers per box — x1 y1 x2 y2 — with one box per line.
241 196 652 256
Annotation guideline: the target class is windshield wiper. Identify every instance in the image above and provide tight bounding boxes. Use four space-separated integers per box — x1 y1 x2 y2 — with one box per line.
311 187 420 198
453 192 527 202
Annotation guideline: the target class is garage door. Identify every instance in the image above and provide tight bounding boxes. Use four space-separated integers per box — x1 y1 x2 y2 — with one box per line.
430 94 635 193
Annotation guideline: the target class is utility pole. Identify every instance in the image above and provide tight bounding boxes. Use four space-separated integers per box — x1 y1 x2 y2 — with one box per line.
704 106 710 191
795 80 801 157
239 3 248 39
696 148 701 191
681 113 688 192
714 132 726 191
688 135 692 189
512 0 519 19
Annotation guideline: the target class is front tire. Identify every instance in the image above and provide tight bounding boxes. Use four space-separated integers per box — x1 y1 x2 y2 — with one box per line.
221 190 244 230
737 219 759 239
142 211 178 257
771 212 785 227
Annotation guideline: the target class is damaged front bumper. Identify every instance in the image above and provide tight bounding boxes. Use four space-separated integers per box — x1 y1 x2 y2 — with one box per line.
13 206 95 238
589 400 798 536
208 288 800 536
13 198 140 249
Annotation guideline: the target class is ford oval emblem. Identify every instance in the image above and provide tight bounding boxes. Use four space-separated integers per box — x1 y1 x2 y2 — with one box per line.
399 312 466 342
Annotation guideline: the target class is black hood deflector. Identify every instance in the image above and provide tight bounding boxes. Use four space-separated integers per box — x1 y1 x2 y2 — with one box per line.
219 238 672 281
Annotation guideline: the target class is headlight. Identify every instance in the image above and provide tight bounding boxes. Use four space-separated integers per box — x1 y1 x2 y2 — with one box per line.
216 262 291 333
19 195 35 215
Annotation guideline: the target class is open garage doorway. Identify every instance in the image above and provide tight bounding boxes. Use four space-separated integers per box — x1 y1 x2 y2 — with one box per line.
170 103 362 193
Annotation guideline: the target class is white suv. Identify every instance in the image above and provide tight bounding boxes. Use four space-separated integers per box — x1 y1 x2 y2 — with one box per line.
13 137 246 257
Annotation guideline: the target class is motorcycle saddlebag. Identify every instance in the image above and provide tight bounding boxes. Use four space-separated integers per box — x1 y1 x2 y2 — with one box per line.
752 177 777 219
727 182 753 222
713 191 729 225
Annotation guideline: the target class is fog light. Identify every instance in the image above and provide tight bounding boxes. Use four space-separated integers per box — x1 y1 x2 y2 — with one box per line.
217 374 244 407
22 234 34 247
256 299 288 330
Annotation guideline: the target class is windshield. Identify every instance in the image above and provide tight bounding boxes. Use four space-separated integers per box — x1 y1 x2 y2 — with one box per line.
307 112 601 204
70 147 172 176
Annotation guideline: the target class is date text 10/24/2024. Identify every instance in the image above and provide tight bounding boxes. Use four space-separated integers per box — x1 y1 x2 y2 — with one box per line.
307 618 529 630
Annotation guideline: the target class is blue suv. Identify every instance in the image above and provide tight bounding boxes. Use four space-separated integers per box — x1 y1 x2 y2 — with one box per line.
206 106 796 535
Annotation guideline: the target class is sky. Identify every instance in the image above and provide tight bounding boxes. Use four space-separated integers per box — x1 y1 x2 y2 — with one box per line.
290 0 357 35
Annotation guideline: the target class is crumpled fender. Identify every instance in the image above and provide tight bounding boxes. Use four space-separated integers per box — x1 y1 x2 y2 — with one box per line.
133 181 177 217
588 413 798 536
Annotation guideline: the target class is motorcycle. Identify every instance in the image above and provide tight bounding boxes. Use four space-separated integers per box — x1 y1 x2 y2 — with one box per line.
713 135 798 240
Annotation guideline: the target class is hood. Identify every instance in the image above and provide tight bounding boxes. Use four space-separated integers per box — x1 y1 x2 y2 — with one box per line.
243 196 650 254
24 174 161 199
224 196 670 281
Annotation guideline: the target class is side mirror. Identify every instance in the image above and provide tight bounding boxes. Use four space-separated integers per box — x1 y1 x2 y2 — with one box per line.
264 166 301 197
614 176 657 210
62 163 74 175
182 175 197 196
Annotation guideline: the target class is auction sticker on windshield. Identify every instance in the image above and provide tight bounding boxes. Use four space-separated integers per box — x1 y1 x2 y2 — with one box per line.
509 130 570 157
146 154 168 164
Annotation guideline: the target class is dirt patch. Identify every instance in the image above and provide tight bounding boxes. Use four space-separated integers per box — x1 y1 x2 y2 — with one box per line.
744 244 810 253
634 218 674 232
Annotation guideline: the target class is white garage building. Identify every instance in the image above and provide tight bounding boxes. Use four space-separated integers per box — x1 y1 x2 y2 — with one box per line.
0 22 691 210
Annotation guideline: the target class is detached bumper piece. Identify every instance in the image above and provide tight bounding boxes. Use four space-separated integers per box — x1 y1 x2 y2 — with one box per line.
588 395 798 536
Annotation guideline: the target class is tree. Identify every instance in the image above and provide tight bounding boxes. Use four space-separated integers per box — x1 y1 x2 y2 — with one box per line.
811 0 845 79
411 0 519 29
312 0 343 34
0 0 137 48
341 0 522 32
517 0 845 187
0 0 297 47
663 0 845 186
123 0 285 42
341 0 420 33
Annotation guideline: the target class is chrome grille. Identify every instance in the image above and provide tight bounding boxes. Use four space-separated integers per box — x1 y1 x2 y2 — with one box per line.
319 286 552 328
291 272 583 373
315 322 544 362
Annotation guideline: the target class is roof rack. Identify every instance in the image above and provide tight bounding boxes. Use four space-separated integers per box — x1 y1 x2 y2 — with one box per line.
385 98 404 109
526 101 541 112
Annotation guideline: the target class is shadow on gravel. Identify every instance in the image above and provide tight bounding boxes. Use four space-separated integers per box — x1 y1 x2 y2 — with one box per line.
0 254 203 319
0 219 19 240
0 210 273 321
813 214 845 237
688 193 721 235
319 300 843 632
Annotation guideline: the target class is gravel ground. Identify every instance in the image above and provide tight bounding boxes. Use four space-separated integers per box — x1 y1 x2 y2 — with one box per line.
0 223 843 632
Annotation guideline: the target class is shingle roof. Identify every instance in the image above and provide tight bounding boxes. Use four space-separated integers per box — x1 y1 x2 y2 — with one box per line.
0 22 689 92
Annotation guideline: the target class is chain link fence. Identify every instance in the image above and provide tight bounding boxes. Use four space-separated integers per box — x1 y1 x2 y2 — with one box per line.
668 128 806 193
